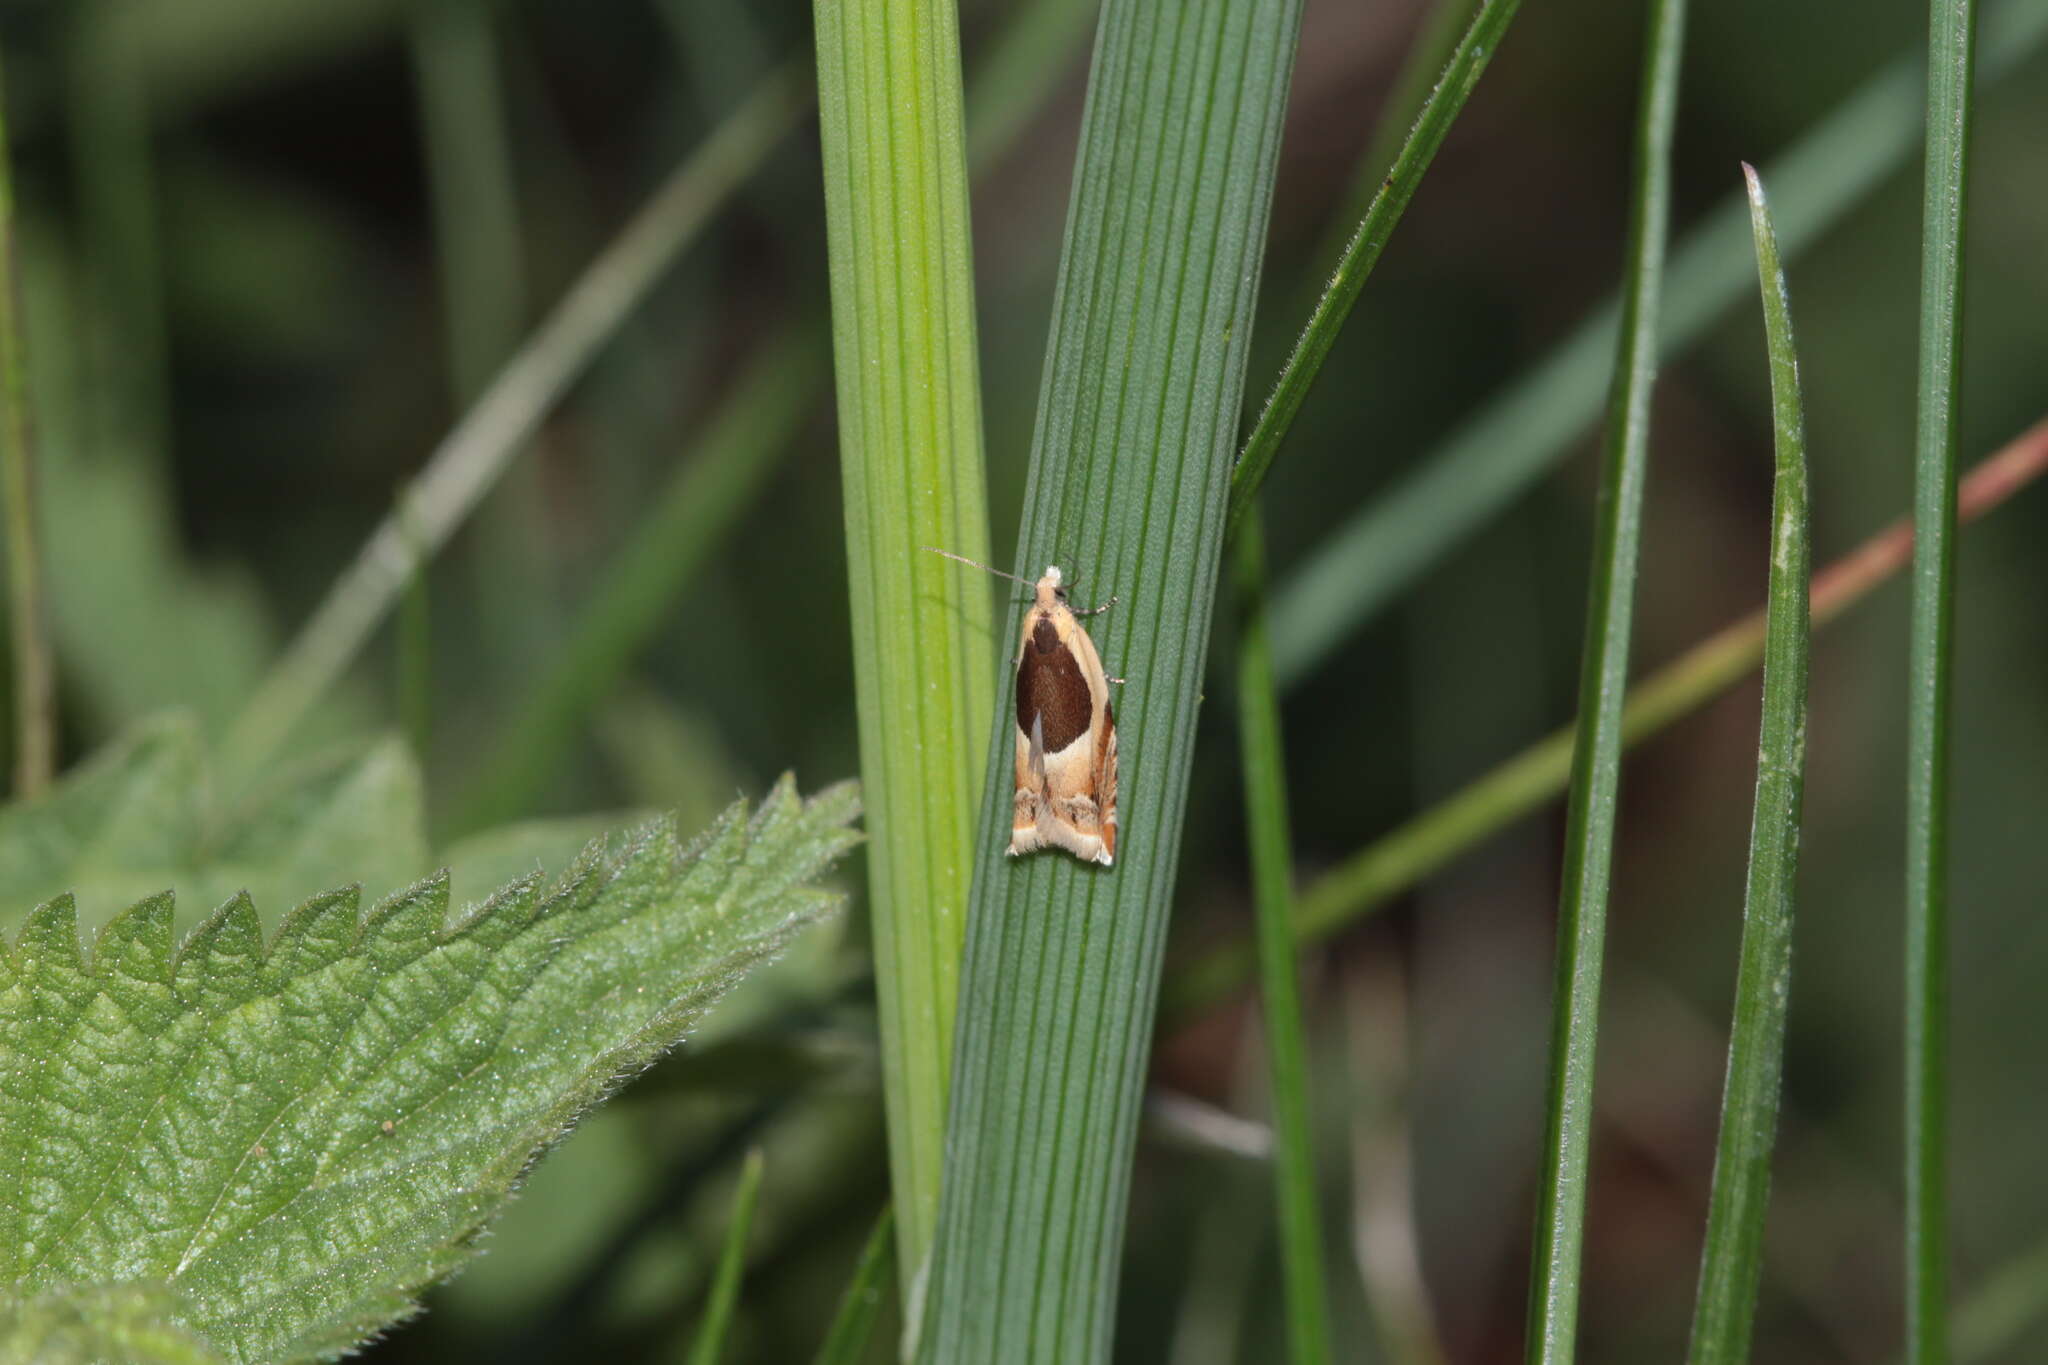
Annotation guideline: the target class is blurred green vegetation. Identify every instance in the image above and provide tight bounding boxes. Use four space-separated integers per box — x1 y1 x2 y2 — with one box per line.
0 0 2043 1359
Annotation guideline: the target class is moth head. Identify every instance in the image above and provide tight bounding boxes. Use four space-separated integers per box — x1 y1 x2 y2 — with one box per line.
1038 565 1069 611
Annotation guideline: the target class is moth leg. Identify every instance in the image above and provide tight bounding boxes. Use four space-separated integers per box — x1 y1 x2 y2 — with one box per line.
1073 594 1119 617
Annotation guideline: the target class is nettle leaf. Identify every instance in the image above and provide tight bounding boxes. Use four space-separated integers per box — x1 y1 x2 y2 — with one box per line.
0 1281 224 1365
0 716 427 936
0 776 861 1364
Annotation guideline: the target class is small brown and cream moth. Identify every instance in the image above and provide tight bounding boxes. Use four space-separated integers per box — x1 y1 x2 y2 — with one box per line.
927 549 1120 866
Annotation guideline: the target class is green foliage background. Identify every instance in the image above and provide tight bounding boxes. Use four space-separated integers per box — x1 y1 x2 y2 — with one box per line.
0 0 2044 1359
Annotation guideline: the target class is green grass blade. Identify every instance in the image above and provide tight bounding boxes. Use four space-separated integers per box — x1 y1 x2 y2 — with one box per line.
1685 164 1812 1365
1267 0 2048 687
1234 510 1333 1365
407 0 526 402
814 0 995 1288
918 1 1305 1358
452 331 827 833
1525 0 1685 1357
223 63 811 774
1225 0 1521 538
1162 418 2048 1022
1907 0 1977 1356
685 1149 766 1365
811 1208 896 1365
0 52 54 795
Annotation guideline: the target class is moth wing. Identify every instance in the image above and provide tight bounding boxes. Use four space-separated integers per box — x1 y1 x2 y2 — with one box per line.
1093 702 1117 864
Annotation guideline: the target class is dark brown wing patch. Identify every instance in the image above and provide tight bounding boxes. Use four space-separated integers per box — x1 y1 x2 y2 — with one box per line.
1016 625 1092 753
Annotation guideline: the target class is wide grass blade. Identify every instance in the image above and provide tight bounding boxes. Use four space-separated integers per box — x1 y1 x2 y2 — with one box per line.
1225 0 1522 537
1234 511 1333 1365
811 1208 896 1365
918 0 1304 1358
1906 0 1977 1354
1525 0 1686 1356
814 0 995 1288
685 1149 766 1365
0 52 54 795
1162 416 2048 1020
1685 164 1811 1365
1266 0 2048 687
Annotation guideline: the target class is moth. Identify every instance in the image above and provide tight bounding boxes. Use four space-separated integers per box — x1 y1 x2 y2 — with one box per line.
927 549 1121 866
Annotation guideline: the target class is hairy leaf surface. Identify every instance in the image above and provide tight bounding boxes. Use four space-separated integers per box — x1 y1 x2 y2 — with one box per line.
0 775 860 1363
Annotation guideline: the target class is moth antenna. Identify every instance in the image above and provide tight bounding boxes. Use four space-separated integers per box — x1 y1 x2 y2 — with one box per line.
922 545 1036 587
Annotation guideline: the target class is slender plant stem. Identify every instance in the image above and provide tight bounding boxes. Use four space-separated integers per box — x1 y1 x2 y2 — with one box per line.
397 488 432 766
222 63 811 775
1235 510 1333 1365
1685 164 1811 1365
1265 0 2048 689
0 53 53 795
1226 0 1522 539
1524 0 1685 1354
685 1148 765 1365
1162 417 2048 1023
811 1208 896 1365
408 0 527 402
1906 0 1976 1356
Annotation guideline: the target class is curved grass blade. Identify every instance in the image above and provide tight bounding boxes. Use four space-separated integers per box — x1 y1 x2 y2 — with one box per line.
814 0 995 1287
1234 511 1333 1365
918 0 1305 1358
1524 0 1686 1356
1267 0 2048 688
1685 164 1811 1365
1163 416 2048 1021
1905 0 1977 1354
685 1148 765 1365
811 1208 895 1365
1225 0 1522 539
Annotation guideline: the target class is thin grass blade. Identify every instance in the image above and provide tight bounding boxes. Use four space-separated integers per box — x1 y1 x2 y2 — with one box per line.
1906 0 1977 1355
1525 0 1686 1356
811 1208 896 1365
918 0 1305 1358
684 1148 766 1365
1267 0 2048 687
1225 0 1522 538
1685 163 1812 1365
1163 417 2048 1021
814 0 995 1287
1234 509 1333 1365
